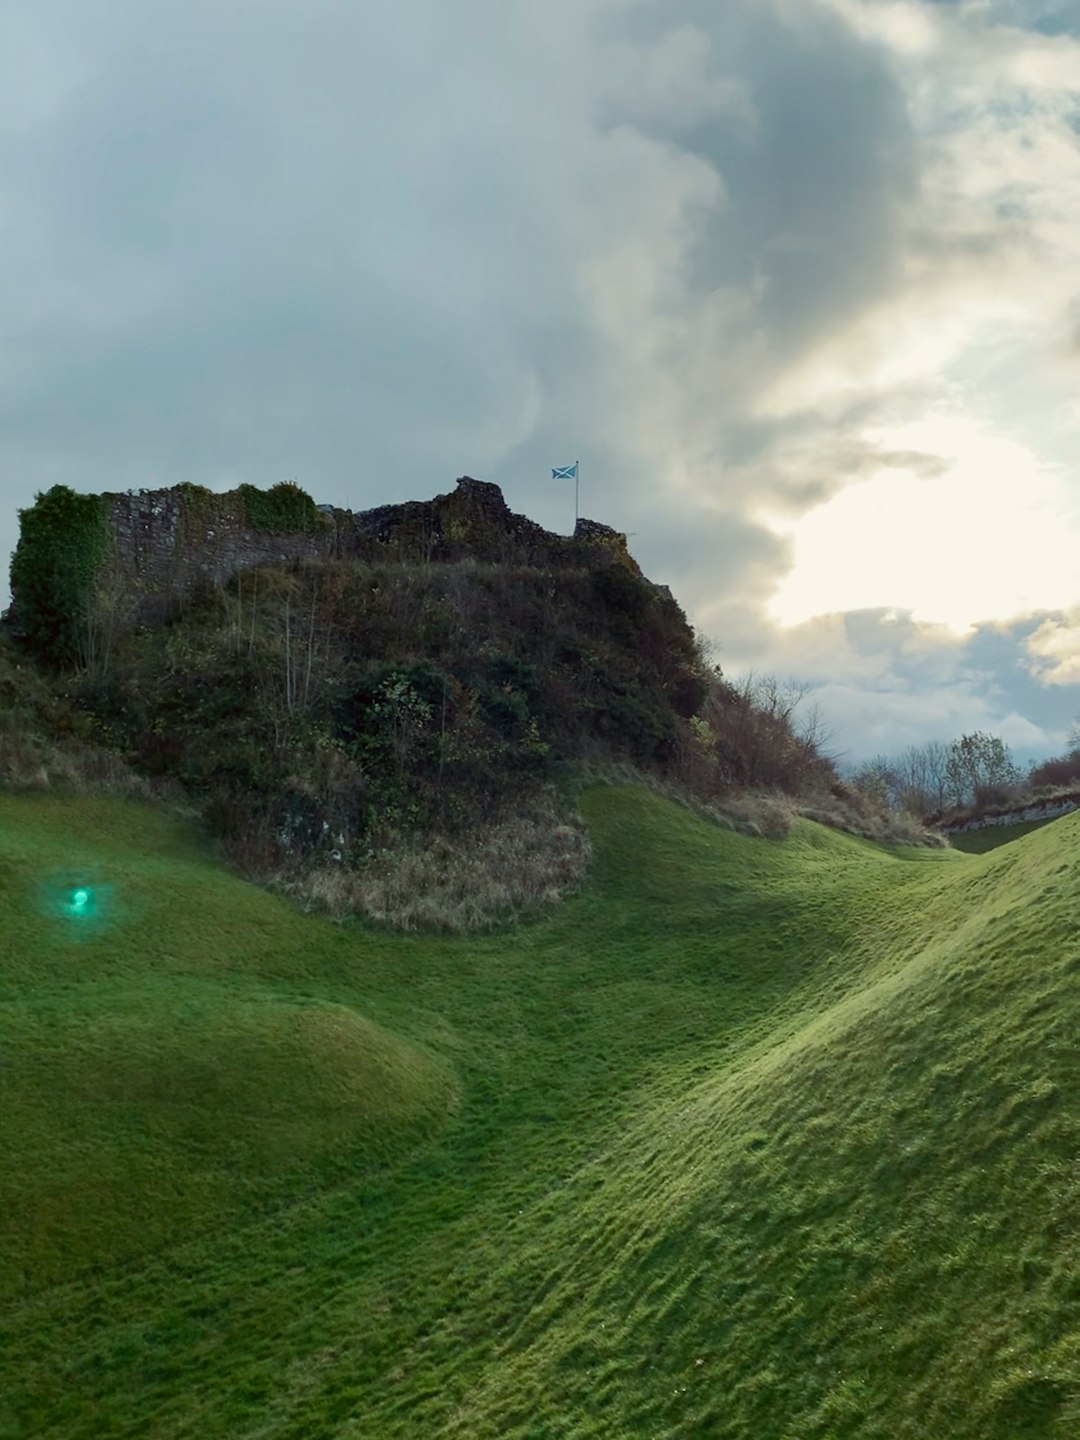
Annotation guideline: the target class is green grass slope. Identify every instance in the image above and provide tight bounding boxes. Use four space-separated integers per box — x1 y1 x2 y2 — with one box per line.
1 788 1076 1439
948 815 1062 852
0 795 456 1298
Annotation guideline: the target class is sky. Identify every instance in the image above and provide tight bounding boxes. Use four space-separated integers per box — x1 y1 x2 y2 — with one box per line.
1 0 1079 764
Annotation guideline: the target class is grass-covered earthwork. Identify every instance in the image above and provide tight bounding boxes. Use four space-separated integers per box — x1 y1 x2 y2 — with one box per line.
2 787 1076 1437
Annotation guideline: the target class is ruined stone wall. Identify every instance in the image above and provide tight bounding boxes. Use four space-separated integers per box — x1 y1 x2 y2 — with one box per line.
94 476 637 625
106 487 342 622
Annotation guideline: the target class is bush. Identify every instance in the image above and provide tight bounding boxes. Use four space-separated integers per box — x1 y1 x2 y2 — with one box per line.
237 482 321 535
592 689 676 763
9 486 110 666
1028 750 1080 790
292 802 590 931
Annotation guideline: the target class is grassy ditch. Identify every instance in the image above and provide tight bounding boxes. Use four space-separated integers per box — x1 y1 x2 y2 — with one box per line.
1 788 1076 1438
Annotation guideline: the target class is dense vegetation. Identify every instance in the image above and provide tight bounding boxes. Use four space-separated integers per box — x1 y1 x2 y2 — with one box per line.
4 482 946 928
68 556 705 856
236 480 323 534
5 531 917 923
8 486 111 667
2 786 1076 1437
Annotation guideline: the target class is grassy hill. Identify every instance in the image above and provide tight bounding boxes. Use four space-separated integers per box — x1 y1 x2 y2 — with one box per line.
2 787 1076 1438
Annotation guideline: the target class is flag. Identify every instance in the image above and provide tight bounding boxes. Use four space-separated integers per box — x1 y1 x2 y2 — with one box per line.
552 462 578 480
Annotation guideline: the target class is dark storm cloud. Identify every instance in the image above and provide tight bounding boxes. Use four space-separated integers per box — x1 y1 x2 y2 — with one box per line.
0 0 918 538
652 2 915 350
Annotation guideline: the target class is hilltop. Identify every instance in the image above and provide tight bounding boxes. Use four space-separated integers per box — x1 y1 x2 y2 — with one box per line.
4 478 924 927
7 475 640 644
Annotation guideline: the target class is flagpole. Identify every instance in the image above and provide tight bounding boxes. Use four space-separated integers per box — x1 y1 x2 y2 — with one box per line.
575 461 580 529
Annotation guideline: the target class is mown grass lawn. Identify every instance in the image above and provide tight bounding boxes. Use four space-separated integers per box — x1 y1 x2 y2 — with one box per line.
1 787 1077 1438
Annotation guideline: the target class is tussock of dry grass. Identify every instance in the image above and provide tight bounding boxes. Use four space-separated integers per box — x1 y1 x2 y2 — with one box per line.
290 806 590 931
0 716 152 799
724 788 947 848
795 788 948 847
579 761 946 848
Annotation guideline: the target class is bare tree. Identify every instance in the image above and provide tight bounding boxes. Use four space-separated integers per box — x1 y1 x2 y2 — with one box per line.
77 553 133 678
891 741 951 814
707 672 835 794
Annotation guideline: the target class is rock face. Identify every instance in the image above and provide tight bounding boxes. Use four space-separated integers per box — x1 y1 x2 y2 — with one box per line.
97 476 639 625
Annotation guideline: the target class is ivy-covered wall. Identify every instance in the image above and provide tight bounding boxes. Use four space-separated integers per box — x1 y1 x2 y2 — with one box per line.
9 477 638 646
9 486 111 665
96 481 349 630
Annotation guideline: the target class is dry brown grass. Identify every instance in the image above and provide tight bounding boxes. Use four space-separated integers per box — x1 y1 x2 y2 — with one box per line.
795 789 948 847
0 629 156 799
284 802 590 932
0 714 153 799
577 761 946 849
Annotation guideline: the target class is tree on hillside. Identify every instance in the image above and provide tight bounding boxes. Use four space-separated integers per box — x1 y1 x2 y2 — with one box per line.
897 740 951 813
848 755 897 811
945 731 1021 808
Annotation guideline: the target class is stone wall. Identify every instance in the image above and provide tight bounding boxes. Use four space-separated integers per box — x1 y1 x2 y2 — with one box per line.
93 476 638 625
943 793 1080 833
106 487 341 622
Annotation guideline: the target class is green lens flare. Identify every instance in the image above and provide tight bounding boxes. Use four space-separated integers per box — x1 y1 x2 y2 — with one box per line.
39 876 115 931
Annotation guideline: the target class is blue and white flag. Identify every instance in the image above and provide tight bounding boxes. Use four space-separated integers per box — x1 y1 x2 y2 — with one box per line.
552 462 578 480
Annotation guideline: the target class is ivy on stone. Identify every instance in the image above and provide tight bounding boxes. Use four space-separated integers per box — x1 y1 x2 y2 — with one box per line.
237 482 321 535
10 486 110 666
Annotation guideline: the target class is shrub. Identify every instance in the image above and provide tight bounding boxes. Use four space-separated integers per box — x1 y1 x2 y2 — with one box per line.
9 486 110 665
1028 750 1080 790
237 482 321 535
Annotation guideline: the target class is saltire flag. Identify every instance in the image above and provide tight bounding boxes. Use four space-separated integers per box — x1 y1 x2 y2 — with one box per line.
552 462 578 480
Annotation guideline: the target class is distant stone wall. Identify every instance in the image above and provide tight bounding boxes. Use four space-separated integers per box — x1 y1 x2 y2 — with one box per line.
92 476 638 625
943 794 1080 833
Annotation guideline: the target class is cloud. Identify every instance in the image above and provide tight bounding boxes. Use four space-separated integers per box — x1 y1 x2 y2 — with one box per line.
0 0 921 523
1026 612 1080 684
724 606 1080 762
1 0 1078 761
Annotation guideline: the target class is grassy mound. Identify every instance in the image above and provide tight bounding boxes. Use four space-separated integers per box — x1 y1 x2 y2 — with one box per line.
2 788 1076 1439
0 795 455 1298
443 799 1078 1439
